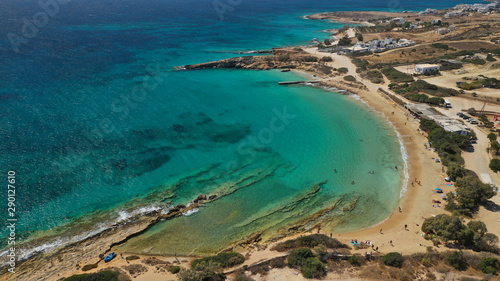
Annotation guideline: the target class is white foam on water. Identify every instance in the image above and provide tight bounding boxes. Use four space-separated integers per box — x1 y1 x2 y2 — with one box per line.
183 208 199 216
2 204 167 261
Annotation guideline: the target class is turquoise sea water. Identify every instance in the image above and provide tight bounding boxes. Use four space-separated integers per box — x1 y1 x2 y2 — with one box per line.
0 0 481 258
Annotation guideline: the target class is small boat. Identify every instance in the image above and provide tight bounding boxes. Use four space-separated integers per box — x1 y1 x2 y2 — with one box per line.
104 252 117 263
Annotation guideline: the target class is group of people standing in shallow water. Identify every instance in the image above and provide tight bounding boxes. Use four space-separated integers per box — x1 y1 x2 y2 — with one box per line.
335 165 397 185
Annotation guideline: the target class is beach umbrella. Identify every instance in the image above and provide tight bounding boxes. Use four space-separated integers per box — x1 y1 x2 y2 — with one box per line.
435 188 442 191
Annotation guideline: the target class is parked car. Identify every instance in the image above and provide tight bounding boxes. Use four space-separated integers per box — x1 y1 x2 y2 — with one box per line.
104 252 117 263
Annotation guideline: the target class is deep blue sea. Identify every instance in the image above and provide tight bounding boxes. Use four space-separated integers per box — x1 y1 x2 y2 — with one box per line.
0 0 482 258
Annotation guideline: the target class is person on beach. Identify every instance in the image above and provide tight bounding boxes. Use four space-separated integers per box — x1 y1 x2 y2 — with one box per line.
405 224 407 230
380 228 383 234
399 206 402 212
395 166 398 169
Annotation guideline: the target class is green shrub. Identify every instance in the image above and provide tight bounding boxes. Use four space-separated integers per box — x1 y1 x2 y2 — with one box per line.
463 59 486 65
382 252 404 267
439 62 463 71
431 43 450 50
301 257 326 279
352 58 369 70
349 254 360 265
381 67 414 83
64 271 120 281
126 255 140 261
344 75 356 82
288 248 315 268
277 55 290 62
480 257 499 274
179 261 225 281
338 67 348 74
169 266 181 274
421 257 432 267
320 56 333 62
273 234 349 252
301 56 319 62
191 252 245 269
447 251 467 270
81 264 98 272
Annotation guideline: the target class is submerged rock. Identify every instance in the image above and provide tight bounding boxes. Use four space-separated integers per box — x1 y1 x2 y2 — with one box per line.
193 194 207 203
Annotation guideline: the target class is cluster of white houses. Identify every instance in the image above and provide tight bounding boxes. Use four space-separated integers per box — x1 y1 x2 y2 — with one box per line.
341 38 416 54
453 2 498 13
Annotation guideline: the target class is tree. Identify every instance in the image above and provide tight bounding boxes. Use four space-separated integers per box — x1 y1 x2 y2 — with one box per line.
490 159 500 172
467 108 477 116
446 163 474 180
491 141 500 155
355 33 363 42
421 214 465 242
452 175 497 214
338 36 352 46
324 39 332 46
488 133 497 142
402 21 411 29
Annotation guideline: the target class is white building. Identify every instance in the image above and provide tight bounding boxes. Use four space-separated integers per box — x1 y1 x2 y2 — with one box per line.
392 17 406 24
343 38 415 54
419 8 437 15
432 19 442 26
415 64 441 74
436 28 450 35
